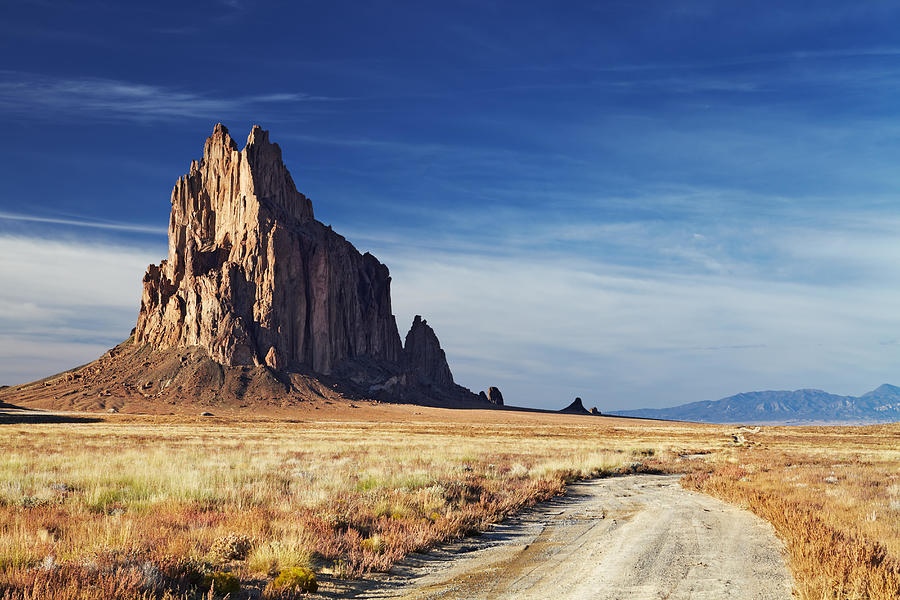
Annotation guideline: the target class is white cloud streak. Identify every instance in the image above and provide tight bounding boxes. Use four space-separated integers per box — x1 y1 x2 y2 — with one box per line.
0 72 339 122
385 247 900 410
0 212 166 235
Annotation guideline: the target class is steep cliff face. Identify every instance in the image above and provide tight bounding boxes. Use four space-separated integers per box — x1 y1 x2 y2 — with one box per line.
135 124 403 375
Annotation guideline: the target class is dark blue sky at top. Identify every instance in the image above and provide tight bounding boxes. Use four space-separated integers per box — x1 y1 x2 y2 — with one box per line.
3 1 900 409
5 1 900 227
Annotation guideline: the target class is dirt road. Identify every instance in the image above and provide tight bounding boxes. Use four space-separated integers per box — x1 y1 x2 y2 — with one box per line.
354 475 792 600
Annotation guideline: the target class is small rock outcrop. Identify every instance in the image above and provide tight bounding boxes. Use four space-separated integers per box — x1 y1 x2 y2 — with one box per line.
402 316 454 388
590 406 602 415
560 397 591 415
487 386 504 406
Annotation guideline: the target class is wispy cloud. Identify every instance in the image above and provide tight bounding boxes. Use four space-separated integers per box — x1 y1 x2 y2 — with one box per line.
381 235 900 410
324 185 900 409
0 72 341 122
0 234 160 386
527 46 900 75
0 212 166 235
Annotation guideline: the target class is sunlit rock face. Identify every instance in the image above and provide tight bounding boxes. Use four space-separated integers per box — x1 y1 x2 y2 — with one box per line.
133 124 493 409
136 123 403 374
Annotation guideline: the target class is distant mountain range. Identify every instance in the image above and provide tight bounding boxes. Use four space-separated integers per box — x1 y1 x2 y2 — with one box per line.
612 384 900 424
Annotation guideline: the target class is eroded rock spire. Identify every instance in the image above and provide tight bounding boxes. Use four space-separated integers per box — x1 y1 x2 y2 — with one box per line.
136 124 402 373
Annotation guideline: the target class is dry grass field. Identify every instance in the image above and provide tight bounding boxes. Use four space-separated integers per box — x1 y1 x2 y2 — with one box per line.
0 403 898 599
683 423 900 600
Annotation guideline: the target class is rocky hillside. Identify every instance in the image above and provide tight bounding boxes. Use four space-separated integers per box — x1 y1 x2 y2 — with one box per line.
613 384 900 424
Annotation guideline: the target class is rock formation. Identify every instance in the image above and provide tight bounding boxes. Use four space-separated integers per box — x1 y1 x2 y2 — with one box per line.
487 386 504 406
130 123 485 407
0 124 496 413
135 124 403 374
559 397 591 415
402 316 454 388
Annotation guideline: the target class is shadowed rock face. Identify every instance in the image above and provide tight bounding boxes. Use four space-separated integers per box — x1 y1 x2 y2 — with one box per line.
136 124 403 375
403 316 454 388
487 386 504 406
560 397 590 414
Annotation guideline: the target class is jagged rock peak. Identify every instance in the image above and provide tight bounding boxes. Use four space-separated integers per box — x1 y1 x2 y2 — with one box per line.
560 396 590 414
403 315 454 388
135 124 402 374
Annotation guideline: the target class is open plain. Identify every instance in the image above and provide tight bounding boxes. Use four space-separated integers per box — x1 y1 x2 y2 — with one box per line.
1 403 898 599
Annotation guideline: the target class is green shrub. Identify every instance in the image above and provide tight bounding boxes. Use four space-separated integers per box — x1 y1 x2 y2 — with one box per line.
202 570 240 595
271 566 318 593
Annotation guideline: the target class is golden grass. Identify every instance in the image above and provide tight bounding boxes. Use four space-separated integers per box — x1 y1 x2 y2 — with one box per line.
0 408 898 598
683 423 900 600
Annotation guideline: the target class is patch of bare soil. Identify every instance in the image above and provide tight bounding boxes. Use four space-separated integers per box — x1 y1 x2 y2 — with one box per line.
348 475 792 600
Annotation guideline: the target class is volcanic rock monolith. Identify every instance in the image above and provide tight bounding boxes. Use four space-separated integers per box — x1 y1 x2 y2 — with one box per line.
132 124 485 406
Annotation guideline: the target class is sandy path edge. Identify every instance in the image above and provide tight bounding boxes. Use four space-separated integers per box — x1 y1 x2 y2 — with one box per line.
328 474 793 600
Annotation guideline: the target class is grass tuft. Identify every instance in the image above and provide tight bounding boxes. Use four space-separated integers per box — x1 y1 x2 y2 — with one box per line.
268 566 318 594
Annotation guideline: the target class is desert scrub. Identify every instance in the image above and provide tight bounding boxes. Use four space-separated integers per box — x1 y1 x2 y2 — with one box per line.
202 570 240 595
267 566 318 594
0 411 757 595
683 442 900 600
247 540 312 576
360 534 385 554
0 554 210 599
208 533 254 563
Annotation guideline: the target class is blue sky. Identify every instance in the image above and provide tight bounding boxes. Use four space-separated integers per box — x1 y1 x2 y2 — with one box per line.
3 1 900 410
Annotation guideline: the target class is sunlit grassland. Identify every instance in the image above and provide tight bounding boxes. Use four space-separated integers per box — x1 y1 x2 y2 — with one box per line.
0 411 898 599
683 424 900 600
0 413 710 599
